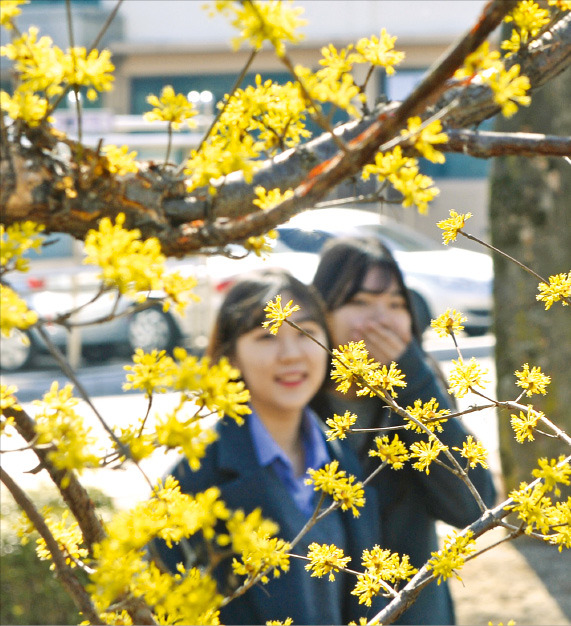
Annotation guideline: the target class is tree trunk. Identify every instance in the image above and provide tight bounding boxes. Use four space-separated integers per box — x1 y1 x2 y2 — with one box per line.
490 68 571 494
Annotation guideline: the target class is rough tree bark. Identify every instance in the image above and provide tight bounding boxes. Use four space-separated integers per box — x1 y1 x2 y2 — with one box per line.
490 64 571 493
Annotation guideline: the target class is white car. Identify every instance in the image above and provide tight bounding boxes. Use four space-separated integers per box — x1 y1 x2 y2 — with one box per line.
273 207 493 335
0 207 492 371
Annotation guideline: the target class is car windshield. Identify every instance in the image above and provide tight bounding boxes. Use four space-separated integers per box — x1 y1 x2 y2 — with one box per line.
276 222 439 255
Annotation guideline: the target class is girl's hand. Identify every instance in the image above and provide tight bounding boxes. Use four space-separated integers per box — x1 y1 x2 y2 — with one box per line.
355 318 412 365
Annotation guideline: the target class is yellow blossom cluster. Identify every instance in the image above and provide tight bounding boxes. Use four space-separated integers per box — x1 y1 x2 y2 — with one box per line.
536 272 571 310
0 0 28 30
447 357 490 398
362 145 440 214
510 406 544 443
502 1 551 55
144 85 198 129
83 213 198 313
509 456 571 549
400 117 448 164
330 340 406 398
244 185 294 257
436 210 473 245
101 144 139 176
306 460 366 517
34 509 89 570
405 398 450 434
369 434 409 469
0 383 20 436
431 308 467 337
0 284 38 337
453 435 489 469
305 542 351 581
453 34 531 118
208 0 307 57
0 25 114 126
352 545 417 607
410 438 449 474
325 410 358 441
122 347 250 467
0 221 44 273
89 480 227 623
427 530 476 584
263 295 300 334
515 363 551 397
33 383 99 483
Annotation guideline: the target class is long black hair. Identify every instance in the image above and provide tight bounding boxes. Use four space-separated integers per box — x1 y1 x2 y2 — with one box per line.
207 267 332 362
312 236 424 341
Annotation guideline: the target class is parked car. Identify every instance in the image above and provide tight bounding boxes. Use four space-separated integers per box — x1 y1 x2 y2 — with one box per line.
272 207 493 336
0 207 492 371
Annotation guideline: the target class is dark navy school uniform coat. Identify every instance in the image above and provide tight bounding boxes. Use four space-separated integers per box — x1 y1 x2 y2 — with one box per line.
151 416 387 625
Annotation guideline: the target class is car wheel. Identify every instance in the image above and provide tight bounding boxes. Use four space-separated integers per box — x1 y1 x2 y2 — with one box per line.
127 306 179 353
0 329 35 371
83 344 116 363
464 325 489 337
408 290 431 335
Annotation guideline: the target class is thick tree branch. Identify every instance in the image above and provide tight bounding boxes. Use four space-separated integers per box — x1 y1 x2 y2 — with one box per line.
441 129 571 158
0 465 104 625
1 7 570 257
5 405 107 550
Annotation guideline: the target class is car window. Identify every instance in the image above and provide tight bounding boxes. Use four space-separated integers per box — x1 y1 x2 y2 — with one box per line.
276 228 333 253
361 224 439 252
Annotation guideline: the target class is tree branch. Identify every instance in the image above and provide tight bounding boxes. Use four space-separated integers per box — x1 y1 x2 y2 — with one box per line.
441 129 571 158
1 7 570 258
0 465 104 625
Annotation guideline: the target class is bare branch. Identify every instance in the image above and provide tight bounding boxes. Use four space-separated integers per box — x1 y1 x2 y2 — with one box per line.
441 129 571 158
0 465 104 625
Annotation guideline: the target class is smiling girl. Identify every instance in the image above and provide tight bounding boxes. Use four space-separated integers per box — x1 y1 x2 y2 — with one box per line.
151 268 383 625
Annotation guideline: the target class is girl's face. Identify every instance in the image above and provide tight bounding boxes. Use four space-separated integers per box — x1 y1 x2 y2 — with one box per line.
330 266 412 349
233 307 328 425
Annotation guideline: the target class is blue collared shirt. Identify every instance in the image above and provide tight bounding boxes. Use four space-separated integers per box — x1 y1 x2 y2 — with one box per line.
248 407 330 517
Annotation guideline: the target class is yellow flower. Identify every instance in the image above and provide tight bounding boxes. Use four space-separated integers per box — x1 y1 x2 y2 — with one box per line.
33 382 99 481
401 116 448 164
448 357 490 398
510 406 543 443
351 571 385 607
262 295 300 334
83 213 164 298
405 397 450 434
305 542 351 581
35 510 88 569
390 165 439 214
508 481 554 534
350 29 405 75
364 361 407 398
101 144 139 175
253 186 294 211
325 410 358 441
319 43 354 75
368 434 409 469
61 47 115 100
504 1 551 45
532 456 571 496
244 231 279 258
0 284 38 337
487 63 531 118
431 308 467 337
362 145 410 181
437 210 473 244
453 435 489 469
0 0 28 30
0 221 44 273
211 0 307 57
306 460 366 516
330 340 379 395
536 272 570 310
144 85 197 129
123 348 176 396
410 438 448 474
548 0 571 9
1 384 20 436
515 363 551 397
361 545 417 583
266 620 293 626
0 90 50 126
454 41 501 79
428 530 476 584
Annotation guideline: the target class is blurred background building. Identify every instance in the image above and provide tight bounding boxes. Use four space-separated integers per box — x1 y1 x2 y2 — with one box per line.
0 0 494 248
